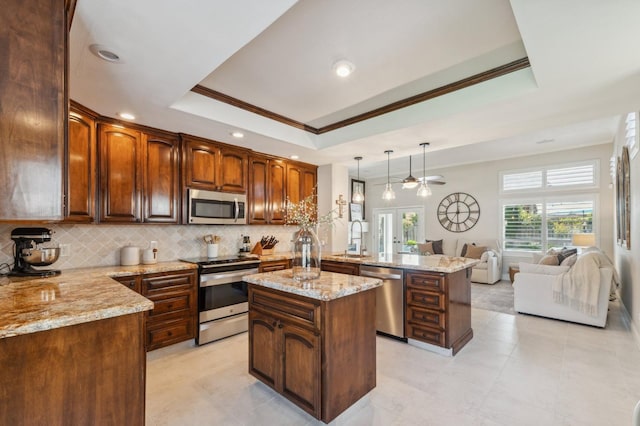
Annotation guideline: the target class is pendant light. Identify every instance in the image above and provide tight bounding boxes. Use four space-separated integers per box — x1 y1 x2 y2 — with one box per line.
382 150 396 200
352 156 365 203
402 155 419 189
417 142 432 197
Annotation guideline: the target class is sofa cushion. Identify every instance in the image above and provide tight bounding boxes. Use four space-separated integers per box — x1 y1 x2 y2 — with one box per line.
519 263 570 275
560 253 578 267
557 248 578 263
465 244 487 259
417 242 433 255
425 239 444 254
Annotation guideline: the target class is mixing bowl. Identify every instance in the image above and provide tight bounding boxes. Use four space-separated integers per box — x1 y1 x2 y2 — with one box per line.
21 247 61 266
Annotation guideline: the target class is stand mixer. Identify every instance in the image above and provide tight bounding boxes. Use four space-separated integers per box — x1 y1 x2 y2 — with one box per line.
9 227 61 277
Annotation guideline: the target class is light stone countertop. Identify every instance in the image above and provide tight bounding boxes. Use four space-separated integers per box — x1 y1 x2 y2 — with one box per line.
322 253 479 273
243 269 382 301
0 261 197 339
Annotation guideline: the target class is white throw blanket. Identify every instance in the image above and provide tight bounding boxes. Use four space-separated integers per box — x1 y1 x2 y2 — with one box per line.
552 251 618 317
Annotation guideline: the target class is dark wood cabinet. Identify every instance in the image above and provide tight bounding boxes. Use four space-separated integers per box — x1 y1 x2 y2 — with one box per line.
182 134 248 194
98 123 180 224
249 154 288 224
405 268 473 355
142 131 180 223
0 0 67 221
259 258 291 272
286 162 318 204
66 103 97 222
98 124 143 222
113 269 198 351
248 284 376 422
321 260 360 275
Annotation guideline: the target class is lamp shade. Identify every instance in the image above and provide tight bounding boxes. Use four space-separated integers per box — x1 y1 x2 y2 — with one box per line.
571 233 596 247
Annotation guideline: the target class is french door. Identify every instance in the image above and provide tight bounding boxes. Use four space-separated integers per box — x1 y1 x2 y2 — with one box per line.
373 207 424 254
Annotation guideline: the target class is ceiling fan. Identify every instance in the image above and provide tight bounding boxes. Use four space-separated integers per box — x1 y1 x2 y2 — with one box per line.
375 175 446 186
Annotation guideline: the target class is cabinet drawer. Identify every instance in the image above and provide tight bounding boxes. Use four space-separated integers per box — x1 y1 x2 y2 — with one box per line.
113 275 141 293
407 323 446 347
407 289 445 311
406 272 445 292
142 271 196 296
321 261 359 276
249 287 320 330
407 306 446 330
259 260 290 272
146 317 194 350
147 293 192 318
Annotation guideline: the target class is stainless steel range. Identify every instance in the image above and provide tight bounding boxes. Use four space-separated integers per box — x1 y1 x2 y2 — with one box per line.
180 255 260 345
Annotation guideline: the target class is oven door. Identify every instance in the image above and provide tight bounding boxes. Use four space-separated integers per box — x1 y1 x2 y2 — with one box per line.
199 268 257 322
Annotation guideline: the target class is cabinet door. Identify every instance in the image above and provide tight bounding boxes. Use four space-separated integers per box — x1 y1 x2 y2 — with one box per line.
98 124 142 222
66 107 96 222
142 132 180 223
301 166 317 200
248 155 269 224
249 310 279 388
281 322 321 418
269 160 287 224
286 163 303 205
182 135 219 191
0 0 65 220
112 274 141 294
218 146 248 193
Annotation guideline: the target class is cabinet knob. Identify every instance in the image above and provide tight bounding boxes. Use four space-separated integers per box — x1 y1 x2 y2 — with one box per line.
278 323 284 329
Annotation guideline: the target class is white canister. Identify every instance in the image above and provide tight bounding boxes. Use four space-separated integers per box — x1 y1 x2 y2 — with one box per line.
207 243 219 258
120 246 141 266
142 249 158 264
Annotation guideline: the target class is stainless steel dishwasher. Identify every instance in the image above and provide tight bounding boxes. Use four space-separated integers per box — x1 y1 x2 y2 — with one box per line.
360 265 405 339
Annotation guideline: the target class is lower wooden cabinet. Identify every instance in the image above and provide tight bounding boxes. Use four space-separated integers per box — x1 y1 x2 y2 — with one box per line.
405 268 473 355
321 260 360 275
248 284 376 423
113 269 197 351
259 258 291 272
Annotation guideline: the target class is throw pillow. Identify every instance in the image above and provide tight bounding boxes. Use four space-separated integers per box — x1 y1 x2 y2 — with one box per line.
465 245 487 259
557 248 578 264
460 243 475 257
425 239 444 254
538 254 559 265
417 242 433 255
560 253 577 267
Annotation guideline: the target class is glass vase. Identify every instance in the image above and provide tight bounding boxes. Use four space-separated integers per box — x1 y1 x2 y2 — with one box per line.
292 227 321 281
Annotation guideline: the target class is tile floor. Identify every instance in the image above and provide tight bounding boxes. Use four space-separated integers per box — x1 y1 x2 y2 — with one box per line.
146 301 640 425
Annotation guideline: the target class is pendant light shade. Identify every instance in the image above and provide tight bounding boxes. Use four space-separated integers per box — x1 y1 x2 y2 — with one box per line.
352 156 365 203
402 155 419 189
382 150 396 200
417 142 432 197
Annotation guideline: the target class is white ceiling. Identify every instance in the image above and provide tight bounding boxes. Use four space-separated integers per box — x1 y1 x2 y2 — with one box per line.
70 0 640 178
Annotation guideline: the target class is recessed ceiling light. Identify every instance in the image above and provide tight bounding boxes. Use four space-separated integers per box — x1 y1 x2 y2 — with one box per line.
290 155 299 160
118 112 135 120
230 131 244 138
89 44 122 63
333 60 355 78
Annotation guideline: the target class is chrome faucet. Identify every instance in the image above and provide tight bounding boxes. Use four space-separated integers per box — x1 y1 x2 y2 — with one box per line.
350 220 364 256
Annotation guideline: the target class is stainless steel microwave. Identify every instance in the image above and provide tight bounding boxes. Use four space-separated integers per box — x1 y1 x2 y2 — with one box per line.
187 189 248 225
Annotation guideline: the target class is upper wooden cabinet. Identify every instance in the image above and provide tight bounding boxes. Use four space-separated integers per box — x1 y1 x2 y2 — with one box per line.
181 134 248 194
0 0 67 221
98 124 143 223
249 155 287 225
142 131 180 223
286 162 317 204
66 103 97 222
98 123 180 224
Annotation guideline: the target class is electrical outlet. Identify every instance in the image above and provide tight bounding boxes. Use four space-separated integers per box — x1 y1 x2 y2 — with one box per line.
59 244 71 257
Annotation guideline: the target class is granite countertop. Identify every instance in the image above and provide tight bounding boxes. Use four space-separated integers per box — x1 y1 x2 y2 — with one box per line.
0 261 197 339
243 269 382 301
259 253 292 262
322 253 479 273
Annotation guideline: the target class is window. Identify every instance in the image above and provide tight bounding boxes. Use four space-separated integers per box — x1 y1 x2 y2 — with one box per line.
626 112 638 160
502 197 595 251
500 160 598 193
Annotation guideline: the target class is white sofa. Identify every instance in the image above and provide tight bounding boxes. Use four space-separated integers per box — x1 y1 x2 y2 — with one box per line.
513 253 614 327
437 238 502 284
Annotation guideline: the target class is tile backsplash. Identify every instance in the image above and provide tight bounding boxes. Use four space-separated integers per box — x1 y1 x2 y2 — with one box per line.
0 223 300 271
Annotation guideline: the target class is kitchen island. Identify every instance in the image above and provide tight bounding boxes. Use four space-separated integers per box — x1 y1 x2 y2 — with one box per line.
243 269 382 423
0 264 188 425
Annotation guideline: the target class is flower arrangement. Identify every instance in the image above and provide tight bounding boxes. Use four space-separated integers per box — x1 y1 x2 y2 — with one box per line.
285 193 337 230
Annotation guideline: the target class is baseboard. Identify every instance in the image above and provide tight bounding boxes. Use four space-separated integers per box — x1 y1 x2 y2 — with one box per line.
617 290 640 351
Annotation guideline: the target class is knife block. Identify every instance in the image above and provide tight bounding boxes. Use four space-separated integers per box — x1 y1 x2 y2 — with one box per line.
250 243 274 256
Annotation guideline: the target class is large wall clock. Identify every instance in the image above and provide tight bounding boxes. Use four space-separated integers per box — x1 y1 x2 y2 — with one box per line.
437 192 480 232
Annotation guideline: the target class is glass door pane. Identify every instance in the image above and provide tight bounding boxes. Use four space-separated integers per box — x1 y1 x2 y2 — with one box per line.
374 209 394 254
373 207 424 254
398 208 423 253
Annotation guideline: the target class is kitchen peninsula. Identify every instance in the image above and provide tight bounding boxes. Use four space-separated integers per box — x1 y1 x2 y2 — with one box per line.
0 262 195 425
243 270 382 423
